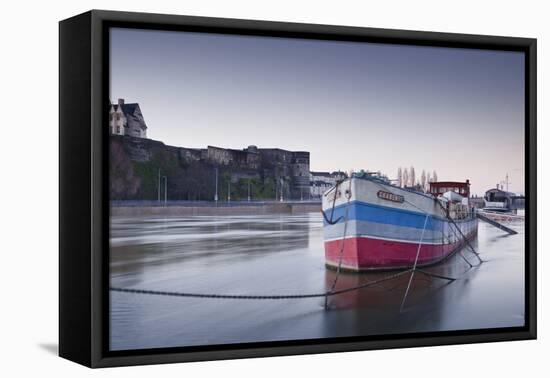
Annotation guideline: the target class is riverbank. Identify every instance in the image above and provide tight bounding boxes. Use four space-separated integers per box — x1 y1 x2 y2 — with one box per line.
111 202 322 216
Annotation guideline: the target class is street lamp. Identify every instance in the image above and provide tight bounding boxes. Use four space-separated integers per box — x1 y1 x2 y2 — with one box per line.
227 179 231 202
162 175 167 206
157 168 161 204
214 167 219 202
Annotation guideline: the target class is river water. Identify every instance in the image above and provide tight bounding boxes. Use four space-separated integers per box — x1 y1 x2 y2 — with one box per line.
110 212 525 351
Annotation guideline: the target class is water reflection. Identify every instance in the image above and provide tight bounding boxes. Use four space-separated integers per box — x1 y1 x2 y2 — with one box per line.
110 213 525 351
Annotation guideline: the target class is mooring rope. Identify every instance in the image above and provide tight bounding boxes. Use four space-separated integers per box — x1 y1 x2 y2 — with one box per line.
400 213 430 311
327 177 353 294
432 198 482 262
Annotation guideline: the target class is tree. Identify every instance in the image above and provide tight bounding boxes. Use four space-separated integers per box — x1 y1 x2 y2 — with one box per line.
397 167 403 187
433 170 438 182
421 170 427 191
169 161 216 201
427 171 432 184
110 140 140 199
410 166 416 187
402 168 409 188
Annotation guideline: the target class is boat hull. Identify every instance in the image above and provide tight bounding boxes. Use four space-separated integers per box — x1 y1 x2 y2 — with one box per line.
322 178 478 271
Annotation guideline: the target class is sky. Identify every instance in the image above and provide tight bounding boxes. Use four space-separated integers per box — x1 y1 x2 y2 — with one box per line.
110 27 525 196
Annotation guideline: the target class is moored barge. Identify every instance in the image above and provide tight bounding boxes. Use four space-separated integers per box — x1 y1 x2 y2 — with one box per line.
322 173 478 271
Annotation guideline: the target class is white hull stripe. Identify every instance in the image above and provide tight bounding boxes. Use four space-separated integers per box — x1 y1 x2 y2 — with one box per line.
323 233 466 245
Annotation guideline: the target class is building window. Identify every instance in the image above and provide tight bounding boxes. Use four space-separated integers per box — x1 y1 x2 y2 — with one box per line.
116 113 121 121
109 113 114 121
116 126 120 134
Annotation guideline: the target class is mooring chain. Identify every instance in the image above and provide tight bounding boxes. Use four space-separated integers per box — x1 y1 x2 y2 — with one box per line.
111 177 477 302
110 176 400 302
110 269 410 300
321 180 344 225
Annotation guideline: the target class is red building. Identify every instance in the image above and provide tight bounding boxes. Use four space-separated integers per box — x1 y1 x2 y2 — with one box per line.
428 180 471 198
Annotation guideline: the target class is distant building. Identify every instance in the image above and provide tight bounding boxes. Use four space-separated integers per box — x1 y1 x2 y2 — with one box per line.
204 145 261 169
310 171 346 198
179 144 310 200
484 188 525 211
109 98 148 138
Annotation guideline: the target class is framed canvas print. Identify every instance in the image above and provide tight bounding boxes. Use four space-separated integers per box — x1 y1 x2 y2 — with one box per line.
59 10 537 368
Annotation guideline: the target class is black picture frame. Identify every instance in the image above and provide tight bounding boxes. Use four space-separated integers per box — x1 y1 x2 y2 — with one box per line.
59 9 537 368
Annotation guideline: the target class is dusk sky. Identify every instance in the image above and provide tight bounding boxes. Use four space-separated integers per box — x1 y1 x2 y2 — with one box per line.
110 28 525 195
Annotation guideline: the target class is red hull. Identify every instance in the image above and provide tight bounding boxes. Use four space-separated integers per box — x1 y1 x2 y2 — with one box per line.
325 231 477 271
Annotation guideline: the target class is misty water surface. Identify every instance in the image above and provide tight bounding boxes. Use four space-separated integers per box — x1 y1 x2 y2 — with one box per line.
110 213 525 351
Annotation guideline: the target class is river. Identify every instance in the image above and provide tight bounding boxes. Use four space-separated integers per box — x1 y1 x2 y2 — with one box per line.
110 212 525 351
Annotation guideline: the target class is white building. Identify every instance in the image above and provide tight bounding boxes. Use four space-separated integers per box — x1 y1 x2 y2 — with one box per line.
310 171 346 198
109 98 148 138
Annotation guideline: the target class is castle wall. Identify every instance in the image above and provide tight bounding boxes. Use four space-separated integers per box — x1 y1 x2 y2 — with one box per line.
111 135 311 200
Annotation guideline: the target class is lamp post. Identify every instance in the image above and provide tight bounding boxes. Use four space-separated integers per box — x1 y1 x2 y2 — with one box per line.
227 179 231 202
247 178 251 202
157 168 161 204
214 167 218 202
162 175 167 206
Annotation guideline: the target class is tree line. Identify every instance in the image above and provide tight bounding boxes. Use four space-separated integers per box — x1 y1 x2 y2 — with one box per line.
396 166 438 192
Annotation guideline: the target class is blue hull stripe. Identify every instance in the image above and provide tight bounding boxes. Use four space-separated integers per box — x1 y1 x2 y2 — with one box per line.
323 201 465 231
324 218 477 244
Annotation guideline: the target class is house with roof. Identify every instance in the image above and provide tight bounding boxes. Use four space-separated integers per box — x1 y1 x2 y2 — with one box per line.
109 98 148 138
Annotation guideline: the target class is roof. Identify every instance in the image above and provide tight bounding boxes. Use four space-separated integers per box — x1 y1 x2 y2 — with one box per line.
111 102 147 130
311 171 345 177
485 188 516 197
112 103 138 115
429 181 469 187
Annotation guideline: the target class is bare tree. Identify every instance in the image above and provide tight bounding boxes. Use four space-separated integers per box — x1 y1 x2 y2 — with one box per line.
421 170 427 191
410 166 416 187
427 171 432 184
397 167 403 187
402 168 409 188
433 170 438 182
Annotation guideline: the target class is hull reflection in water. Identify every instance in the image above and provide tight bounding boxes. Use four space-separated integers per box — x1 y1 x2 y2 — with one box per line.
324 252 467 311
